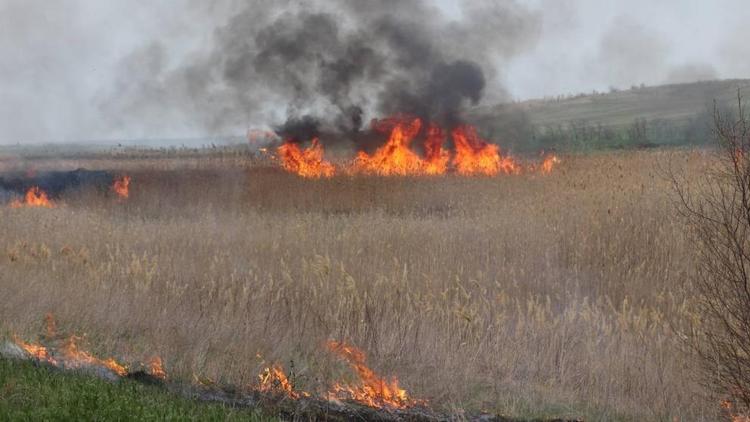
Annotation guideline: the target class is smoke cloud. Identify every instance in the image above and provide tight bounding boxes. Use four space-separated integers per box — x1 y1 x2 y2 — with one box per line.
2 0 749 144
103 0 542 145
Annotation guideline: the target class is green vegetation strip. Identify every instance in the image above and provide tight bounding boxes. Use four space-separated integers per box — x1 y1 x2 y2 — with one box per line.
0 358 275 421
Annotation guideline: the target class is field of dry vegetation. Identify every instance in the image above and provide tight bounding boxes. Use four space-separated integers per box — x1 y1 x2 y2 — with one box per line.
0 148 718 420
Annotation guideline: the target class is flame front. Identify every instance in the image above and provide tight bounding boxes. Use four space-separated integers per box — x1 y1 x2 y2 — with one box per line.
113 176 131 199
59 335 128 377
277 138 336 178
10 187 54 208
13 336 57 365
325 340 420 409
275 116 537 177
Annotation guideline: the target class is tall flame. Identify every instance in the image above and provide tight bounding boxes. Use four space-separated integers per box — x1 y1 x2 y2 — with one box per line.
113 176 131 199
352 116 428 176
325 340 421 409
452 125 520 176
13 314 127 377
9 187 55 208
277 138 336 178
423 123 450 175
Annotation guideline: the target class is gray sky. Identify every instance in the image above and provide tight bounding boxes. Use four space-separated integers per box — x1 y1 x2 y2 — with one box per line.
0 0 748 143
505 0 750 99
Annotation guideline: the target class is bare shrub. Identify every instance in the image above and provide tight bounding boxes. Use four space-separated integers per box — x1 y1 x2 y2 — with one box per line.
674 93 750 412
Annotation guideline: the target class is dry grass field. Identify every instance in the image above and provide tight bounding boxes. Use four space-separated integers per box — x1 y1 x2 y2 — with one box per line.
0 148 718 420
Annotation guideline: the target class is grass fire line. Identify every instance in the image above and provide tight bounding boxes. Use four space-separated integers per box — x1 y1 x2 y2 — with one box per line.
274 116 558 178
5 315 428 412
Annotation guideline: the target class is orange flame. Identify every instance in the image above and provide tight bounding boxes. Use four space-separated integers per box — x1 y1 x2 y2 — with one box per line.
277 138 336 178
59 335 127 377
540 154 561 174
113 176 131 199
13 336 57 365
423 123 450 175
272 116 556 178
9 187 55 208
258 364 304 398
452 125 519 176
352 116 429 176
147 356 167 380
325 340 421 409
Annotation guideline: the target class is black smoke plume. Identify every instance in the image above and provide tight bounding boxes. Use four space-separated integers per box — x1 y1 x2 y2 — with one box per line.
105 0 541 147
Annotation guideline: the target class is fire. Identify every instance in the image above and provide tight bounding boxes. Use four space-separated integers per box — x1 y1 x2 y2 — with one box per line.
352 116 429 176
451 125 520 176
258 364 304 398
275 116 534 177
423 123 450 175
13 336 56 365
112 176 131 199
540 154 561 174
147 356 167 380
277 138 336 178
9 186 54 208
325 340 421 409
59 335 128 377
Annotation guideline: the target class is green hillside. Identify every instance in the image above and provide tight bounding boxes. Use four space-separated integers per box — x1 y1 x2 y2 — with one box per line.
470 79 750 152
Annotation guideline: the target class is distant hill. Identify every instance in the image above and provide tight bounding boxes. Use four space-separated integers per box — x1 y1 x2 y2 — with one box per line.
470 79 750 152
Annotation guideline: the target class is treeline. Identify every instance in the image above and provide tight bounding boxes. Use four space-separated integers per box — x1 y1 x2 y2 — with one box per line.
480 110 715 154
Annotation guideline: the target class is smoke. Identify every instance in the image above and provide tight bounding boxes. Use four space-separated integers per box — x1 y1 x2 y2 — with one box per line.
586 16 669 89
103 0 542 145
666 63 719 84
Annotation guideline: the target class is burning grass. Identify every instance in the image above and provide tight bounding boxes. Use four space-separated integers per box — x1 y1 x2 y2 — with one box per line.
9 186 55 208
0 148 718 420
275 117 556 178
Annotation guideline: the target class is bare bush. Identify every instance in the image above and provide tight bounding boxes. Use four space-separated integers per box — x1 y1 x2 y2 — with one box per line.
674 93 750 412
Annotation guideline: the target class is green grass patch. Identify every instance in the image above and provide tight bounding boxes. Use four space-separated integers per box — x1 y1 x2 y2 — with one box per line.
0 358 276 421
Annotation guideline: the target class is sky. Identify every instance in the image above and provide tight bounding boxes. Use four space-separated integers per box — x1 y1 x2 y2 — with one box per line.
0 0 748 143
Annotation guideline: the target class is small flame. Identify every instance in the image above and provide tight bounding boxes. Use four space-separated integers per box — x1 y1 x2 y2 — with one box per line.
113 176 131 199
9 187 54 208
147 356 167 380
325 340 422 409
258 364 304 398
277 138 336 178
13 336 57 365
59 335 127 377
540 154 561 174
